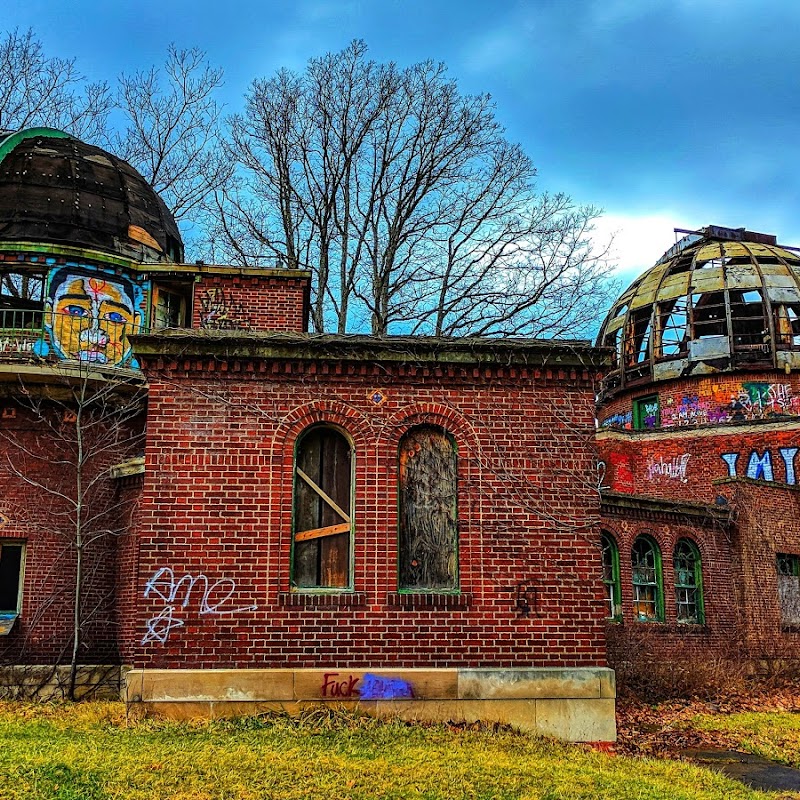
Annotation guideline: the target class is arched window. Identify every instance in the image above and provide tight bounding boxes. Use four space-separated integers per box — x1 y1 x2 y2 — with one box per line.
632 535 663 621
601 531 621 620
398 426 458 591
674 539 704 624
293 426 353 589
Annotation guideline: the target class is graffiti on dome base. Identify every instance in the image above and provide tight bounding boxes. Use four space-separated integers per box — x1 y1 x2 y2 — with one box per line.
32 265 149 367
661 383 800 428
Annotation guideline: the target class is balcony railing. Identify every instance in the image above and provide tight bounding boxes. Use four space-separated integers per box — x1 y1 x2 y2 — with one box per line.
0 307 151 369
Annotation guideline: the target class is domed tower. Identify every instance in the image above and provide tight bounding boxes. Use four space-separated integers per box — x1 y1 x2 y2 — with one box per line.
596 225 800 678
0 127 184 368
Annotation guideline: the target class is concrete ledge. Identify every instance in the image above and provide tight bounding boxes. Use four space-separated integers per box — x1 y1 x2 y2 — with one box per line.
124 667 616 742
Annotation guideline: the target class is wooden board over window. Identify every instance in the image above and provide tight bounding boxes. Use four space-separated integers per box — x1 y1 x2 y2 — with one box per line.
293 427 352 589
399 426 458 591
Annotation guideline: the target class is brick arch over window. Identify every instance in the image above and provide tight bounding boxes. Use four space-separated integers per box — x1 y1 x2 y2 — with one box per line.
378 404 479 453
270 401 370 594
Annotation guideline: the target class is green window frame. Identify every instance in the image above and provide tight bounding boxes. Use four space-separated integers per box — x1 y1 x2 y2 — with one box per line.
777 553 800 626
632 535 664 622
292 425 353 590
601 531 621 620
632 394 660 430
674 539 704 624
398 425 459 591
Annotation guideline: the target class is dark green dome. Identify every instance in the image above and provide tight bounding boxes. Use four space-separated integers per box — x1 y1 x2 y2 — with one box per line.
0 128 182 263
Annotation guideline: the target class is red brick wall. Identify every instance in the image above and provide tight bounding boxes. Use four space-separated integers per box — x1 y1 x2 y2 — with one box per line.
192 274 309 332
600 513 741 666
122 358 607 670
0 404 134 664
725 480 800 660
598 426 800 503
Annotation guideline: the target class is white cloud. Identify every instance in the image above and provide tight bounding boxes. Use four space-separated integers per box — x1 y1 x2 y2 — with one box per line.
592 211 689 288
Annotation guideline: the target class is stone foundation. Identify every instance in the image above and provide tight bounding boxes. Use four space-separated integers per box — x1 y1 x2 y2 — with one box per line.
0 665 121 700
124 666 616 742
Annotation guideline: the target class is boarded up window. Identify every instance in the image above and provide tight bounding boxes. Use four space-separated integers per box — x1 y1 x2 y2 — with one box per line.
777 554 800 626
293 426 352 589
398 426 458 591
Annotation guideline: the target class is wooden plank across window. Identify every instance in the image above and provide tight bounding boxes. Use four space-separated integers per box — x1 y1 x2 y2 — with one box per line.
296 467 350 522
295 522 350 542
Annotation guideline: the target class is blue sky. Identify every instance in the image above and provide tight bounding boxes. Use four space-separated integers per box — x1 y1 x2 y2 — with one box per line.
5 0 800 286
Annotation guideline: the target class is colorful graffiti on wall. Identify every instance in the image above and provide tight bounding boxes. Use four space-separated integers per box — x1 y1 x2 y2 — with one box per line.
602 382 800 430
33 265 149 366
600 411 632 429
721 447 799 485
662 383 800 428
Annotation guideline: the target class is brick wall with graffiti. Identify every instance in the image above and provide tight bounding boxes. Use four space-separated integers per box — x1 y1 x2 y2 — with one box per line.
191 273 308 332
0 404 139 663
599 373 800 431
120 352 607 672
599 426 800 502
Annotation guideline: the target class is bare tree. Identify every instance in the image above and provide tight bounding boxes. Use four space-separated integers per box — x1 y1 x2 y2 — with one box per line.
0 364 145 699
212 40 615 336
0 28 112 142
114 45 230 225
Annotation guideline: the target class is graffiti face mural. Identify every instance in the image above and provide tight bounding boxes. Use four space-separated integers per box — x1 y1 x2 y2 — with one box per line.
40 267 146 366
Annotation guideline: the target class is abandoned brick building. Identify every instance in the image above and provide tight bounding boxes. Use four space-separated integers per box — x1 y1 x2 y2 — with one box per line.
0 127 614 741
3 127 799 740
597 225 800 676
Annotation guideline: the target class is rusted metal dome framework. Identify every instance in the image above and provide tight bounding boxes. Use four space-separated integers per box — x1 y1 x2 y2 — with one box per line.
597 225 800 398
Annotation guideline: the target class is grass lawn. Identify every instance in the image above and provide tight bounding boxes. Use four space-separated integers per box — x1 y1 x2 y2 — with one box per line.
0 702 785 800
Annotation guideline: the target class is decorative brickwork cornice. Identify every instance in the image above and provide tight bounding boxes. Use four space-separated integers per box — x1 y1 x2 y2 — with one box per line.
131 330 610 376
600 490 732 527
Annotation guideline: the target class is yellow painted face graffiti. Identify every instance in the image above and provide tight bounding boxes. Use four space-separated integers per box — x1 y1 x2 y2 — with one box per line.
47 275 140 365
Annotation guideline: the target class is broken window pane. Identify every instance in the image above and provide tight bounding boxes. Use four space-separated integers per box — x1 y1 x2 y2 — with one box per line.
657 296 689 357
293 426 352 589
777 553 800 626
632 536 663 622
674 539 704 624
399 426 458 591
691 292 728 339
775 304 800 348
601 532 621 620
625 308 652 366
730 289 766 350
